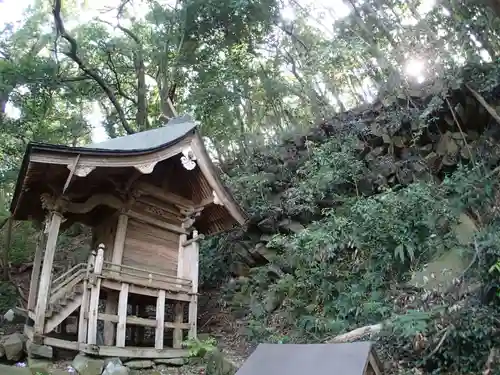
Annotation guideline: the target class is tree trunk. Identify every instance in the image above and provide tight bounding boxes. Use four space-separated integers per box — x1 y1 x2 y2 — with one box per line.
3 217 13 281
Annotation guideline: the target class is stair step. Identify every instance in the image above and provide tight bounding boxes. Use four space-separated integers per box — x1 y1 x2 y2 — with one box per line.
44 294 83 334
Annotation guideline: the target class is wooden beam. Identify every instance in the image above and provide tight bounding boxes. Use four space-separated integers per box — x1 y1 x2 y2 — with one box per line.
62 154 81 194
136 182 194 209
34 212 63 336
27 230 45 311
79 344 189 358
99 313 189 329
128 210 186 234
43 336 79 351
116 283 129 347
101 279 191 302
155 290 166 350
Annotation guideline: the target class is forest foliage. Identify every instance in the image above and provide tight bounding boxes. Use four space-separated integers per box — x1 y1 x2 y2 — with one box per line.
2 0 500 373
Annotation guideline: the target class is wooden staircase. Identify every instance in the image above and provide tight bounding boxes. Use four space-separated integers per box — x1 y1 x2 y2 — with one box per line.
44 263 87 334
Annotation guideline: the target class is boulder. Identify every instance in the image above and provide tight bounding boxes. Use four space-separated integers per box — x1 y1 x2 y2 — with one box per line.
410 213 478 291
278 219 305 234
27 357 52 375
1 333 27 361
124 360 154 369
154 358 185 366
26 341 53 359
4 309 28 325
102 358 129 375
71 353 104 375
0 364 31 375
206 349 238 375
257 217 277 233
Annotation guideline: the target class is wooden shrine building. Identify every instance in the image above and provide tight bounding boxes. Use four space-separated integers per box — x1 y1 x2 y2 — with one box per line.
10 115 246 358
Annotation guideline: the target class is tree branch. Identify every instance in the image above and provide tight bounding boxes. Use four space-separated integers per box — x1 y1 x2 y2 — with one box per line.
98 18 148 129
52 0 135 134
105 50 137 105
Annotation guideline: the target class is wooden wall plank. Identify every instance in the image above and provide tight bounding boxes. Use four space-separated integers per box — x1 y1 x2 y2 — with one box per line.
122 219 179 276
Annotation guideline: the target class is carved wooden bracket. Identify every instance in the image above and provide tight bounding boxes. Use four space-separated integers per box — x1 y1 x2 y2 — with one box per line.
70 165 96 178
41 193 125 215
181 207 203 230
180 147 197 170
212 190 223 206
134 161 158 174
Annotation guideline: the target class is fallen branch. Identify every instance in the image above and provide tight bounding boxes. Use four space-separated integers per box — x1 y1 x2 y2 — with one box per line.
427 326 451 358
327 322 384 343
465 83 500 125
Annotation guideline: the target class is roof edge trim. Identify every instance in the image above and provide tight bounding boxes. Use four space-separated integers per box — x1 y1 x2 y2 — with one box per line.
190 133 248 226
10 125 197 215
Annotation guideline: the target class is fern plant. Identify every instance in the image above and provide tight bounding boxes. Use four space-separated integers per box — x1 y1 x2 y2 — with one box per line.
183 336 217 358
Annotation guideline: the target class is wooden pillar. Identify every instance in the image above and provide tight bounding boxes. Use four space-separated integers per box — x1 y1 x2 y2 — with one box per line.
173 303 183 348
116 283 129 348
87 244 104 345
155 290 165 349
104 213 128 345
177 230 199 340
27 229 46 312
131 305 138 345
111 213 128 269
174 233 187 348
137 305 146 346
34 211 63 336
78 252 95 344
103 292 118 345
187 231 200 339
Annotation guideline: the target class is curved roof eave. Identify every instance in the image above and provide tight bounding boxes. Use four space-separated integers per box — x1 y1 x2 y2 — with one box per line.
10 116 197 214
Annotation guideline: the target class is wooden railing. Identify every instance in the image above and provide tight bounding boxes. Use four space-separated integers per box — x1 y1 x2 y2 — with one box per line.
101 261 192 293
50 263 88 303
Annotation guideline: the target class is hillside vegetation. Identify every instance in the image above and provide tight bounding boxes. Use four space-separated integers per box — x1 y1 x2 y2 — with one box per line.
200 63 500 374
2 0 500 374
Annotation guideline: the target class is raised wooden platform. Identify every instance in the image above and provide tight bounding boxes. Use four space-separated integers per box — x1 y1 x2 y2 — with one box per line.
38 336 190 359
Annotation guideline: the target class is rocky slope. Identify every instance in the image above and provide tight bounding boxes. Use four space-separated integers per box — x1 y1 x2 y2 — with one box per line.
198 62 500 374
